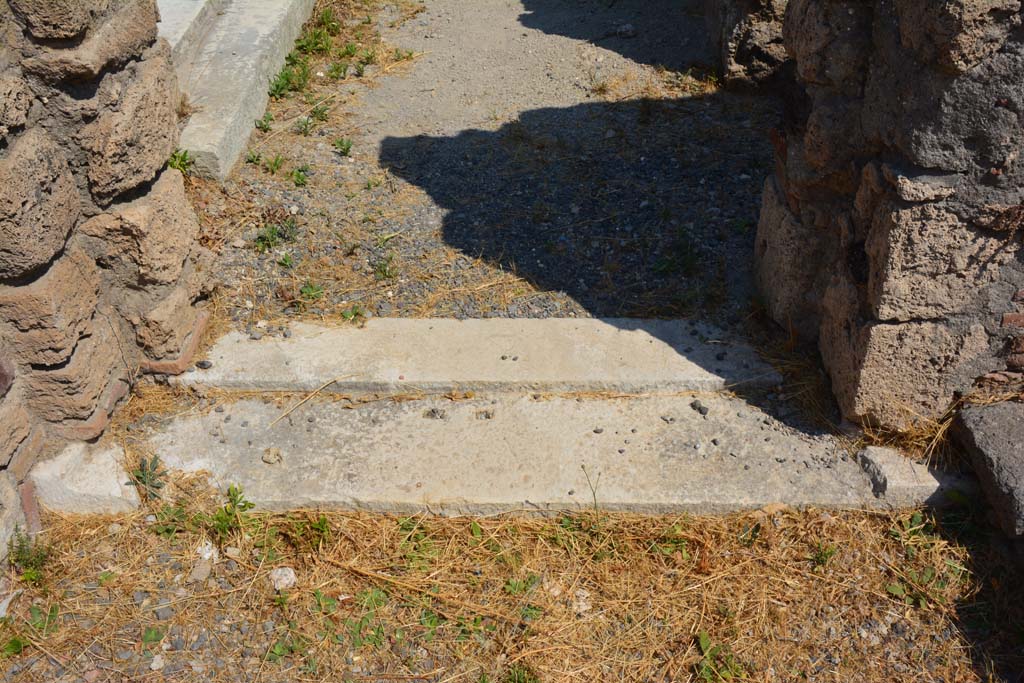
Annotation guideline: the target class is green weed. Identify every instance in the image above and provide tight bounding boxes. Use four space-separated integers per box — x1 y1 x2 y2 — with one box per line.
254 218 299 252
245 149 262 165
311 103 330 121
129 455 167 499
255 112 274 132
300 281 324 301
294 116 314 136
333 137 353 156
695 631 747 682
290 164 310 187
168 149 194 175
7 526 49 585
327 61 349 79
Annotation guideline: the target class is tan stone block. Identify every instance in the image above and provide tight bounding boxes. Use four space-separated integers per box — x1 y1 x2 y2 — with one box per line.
136 287 198 360
0 248 99 365
80 169 198 285
21 0 156 82
0 128 79 279
25 324 121 422
866 202 1017 322
754 175 825 340
0 392 30 468
80 41 177 200
0 73 31 138
6 0 110 40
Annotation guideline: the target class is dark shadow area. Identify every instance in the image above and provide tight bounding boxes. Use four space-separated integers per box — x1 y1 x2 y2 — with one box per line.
517 0 712 73
380 95 777 321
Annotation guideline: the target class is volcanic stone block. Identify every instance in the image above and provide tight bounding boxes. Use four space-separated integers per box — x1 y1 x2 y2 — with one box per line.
0 128 79 280
25 325 121 422
0 248 99 365
80 42 178 200
6 0 108 40
956 401 1024 537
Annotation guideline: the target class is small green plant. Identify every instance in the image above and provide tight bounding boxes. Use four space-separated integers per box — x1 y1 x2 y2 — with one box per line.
294 116 314 136
277 252 294 269
327 61 348 79
394 48 415 61
333 137 353 156
204 484 255 544
296 27 332 55
340 43 359 58
886 565 948 609
354 62 366 77
313 589 338 615
130 455 167 499
254 218 299 252
503 665 539 683
255 112 274 132
264 154 285 175
340 304 365 321
152 504 190 538
311 103 330 121
269 55 311 98
373 254 397 280
649 524 691 558
168 149 194 174
7 526 49 585
245 149 262 165
28 605 59 636
1 637 28 657
503 574 540 596
142 626 164 647
695 631 747 682
809 541 838 569
317 8 341 35
300 281 324 301
98 570 116 586
359 49 377 65
290 165 310 187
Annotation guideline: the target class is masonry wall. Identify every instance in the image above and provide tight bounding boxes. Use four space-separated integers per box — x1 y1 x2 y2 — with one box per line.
0 0 211 543
716 1 1024 430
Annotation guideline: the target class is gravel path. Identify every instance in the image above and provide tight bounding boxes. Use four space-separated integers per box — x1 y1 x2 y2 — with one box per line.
196 0 778 329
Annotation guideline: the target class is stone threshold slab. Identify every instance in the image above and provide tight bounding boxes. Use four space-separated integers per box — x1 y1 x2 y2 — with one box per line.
174 0 317 178
148 393 901 515
178 319 784 395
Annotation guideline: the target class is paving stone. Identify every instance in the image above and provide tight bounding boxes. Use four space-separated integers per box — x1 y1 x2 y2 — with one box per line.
955 402 1024 537
28 443 140 514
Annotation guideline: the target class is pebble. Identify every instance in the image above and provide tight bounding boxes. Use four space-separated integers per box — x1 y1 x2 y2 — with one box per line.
188 560 213 584
150 654 166 671
197 360 214 370
153 601 175 620
269 567 297 591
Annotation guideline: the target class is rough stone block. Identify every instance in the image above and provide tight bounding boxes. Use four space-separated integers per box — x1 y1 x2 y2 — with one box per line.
25 325 120 422
0 395 30 469
28 442 139 514
955 401 1024 537
21 0 157 82
0 248 99 366
6 0 108 40
0 73 31 139
80 169 199 285
80 41 178 201
135 287 199 359
895 0 1022 73
754 175 824 339
866 202 1016 322
0 128 79 280
1003 312 1024 328
705 0 788 87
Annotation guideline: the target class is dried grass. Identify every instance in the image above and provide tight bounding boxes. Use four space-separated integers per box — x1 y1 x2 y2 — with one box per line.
2 497 1021 682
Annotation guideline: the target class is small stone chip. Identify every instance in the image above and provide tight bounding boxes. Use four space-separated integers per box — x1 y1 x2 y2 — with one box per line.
262 448 283 465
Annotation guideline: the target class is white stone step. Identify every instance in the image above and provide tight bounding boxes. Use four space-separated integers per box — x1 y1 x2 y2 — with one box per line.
157 0 231 74
173 0 316 178
178 319 784 395
149 393 885 514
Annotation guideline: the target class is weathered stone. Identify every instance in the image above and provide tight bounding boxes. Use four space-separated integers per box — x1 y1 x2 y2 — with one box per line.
705 0 788 87
80 169 198 285
21 0 157 82
0 393 30 469
6 0 108 40
0 128 79 280
821 272 990 427
895 0 1022 73
955 401 1024 537
28 442 139 514
53 377 129 441
0 355 12 398
857 445 973 507
0 249 99 365
139 308 210 375
754 175 824 338
80 42 178 201
866 202 1018 321
134 288 200 360
25 325 120 422
0 73 31 138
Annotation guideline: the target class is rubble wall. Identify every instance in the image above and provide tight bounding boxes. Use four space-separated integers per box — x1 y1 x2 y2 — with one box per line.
747 0 1024 429
0 0 211 544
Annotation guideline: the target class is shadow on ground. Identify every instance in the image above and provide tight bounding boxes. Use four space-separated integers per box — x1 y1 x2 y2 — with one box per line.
517 0 711 72
380 95 776 321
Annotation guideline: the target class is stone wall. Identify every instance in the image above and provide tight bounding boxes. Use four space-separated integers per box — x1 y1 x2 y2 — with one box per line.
704 0 788 87
753 0 1024 430
0 0 211 545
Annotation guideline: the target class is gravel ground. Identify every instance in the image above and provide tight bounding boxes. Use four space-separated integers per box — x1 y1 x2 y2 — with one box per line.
192 0 778 333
